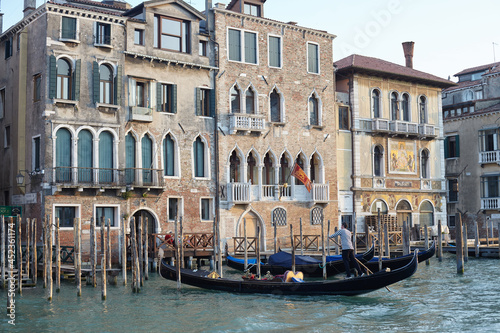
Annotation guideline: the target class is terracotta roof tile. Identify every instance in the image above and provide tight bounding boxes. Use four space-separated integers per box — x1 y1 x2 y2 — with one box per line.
334 54 455 88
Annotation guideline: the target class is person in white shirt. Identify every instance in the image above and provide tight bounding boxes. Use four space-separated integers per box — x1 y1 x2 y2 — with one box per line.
330 222 364 278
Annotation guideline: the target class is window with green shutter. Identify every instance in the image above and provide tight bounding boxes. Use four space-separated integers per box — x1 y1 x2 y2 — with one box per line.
269 36 281 68
78 130 93 183
228 28 257 64
307 43 319 74
56 128 72 182
228 29 241 61
445 135 459 158
142 135 153 184
125 133 136 183
164 134 175 176
61 17 77 40
99 131 114 183
157 83 177 113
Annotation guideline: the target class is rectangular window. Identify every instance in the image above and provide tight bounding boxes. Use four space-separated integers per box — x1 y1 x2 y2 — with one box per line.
33 136 41 171
55 206 77 228
228 28 257 64
307 43 319 74
268 36 281 68
200 198 213 221
134 29 144 45
96 22 111 45
448 179 458 202
481 176 500 198
0 88 4 119
338 106 349 130
199 40 207 56
448 215 456 228
168 197 181 221
196 88 213 117
61 16 77 40
4 36 13 59
95 206 117 227
479 128 499 152
34 74 41 102
159 83 176 113
244 3 261 16
4 126 10 148
341 215 353 230
444 135 459 158
154 15 190 53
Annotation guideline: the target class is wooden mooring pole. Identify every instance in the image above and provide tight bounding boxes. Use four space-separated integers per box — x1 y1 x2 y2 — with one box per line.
456 213 464 274
144 217 149 281
90 217 97 287
327 220 331 256
463 220 468 263
55 217 61 292
273 217 277 254
256 225 261 279
121 217 127 286
32 219 37 285
76 218 82 297
321 219 326 280
138 216 144 286
26 218 30 283
424 224 430 265
334 227 339 255
377 209 382 271
438 220 443 262
100 217 107 299
384 224 389 259
290 224 295 274
47 217 53 300
43 215 47 288
243 218 247 271
175 216 181 291
299 218 303 256
130 217 137 292
474 221 480 258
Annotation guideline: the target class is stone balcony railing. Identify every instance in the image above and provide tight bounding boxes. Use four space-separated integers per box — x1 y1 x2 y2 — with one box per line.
228 113 266 134
481 197 500 210
479 150 500 164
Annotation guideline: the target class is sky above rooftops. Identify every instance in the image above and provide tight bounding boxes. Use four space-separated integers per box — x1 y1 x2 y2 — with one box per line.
2 0 499 82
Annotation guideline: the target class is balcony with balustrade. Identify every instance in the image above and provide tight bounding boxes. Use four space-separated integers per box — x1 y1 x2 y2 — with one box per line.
418 124 437 139
368 118 430 139
479 150 500 165
389 120 418 136
228 113 266 134
51 167 165 189
481 197 500 210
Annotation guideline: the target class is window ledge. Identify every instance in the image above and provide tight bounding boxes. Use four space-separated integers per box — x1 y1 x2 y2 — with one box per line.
271 121 286 127
94 43 113 49
53 99 78 106
60 38 80 44
96 103 120 112
311 125 324 130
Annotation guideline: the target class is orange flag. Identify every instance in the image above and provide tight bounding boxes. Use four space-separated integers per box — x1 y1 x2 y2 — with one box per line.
291 163 312 192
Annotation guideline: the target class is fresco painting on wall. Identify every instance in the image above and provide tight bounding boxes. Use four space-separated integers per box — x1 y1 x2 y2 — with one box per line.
389 139 416 174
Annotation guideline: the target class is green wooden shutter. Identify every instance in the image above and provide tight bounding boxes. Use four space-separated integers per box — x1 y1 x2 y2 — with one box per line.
142 136 153 183
125 133 135 183
228 29 241 61
455 135 460 157
49 55 57 99
115 65 122 105
93 61 100 104
73 59 81 101
269 36 280 67
195 88 201 116
78 130 93 182
444 137 449 158
156 82 162 111
244 32 256 64
209 88 215 117
172 84 177 114
164 135 174 176
99 131 114 183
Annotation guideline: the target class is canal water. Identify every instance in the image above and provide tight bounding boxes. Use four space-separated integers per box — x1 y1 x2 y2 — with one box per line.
5 253 500 332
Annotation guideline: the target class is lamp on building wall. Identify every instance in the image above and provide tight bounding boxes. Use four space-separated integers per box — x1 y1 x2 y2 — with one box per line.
16 169 42 186
16 172 25 186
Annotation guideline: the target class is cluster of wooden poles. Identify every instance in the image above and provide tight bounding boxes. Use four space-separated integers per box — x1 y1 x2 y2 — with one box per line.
0 214 157 301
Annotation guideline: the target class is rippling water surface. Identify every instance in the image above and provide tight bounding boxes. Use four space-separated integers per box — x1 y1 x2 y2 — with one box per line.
6 254 500 332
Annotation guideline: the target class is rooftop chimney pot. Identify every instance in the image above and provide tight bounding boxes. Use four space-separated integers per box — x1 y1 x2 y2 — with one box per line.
402 41 415 69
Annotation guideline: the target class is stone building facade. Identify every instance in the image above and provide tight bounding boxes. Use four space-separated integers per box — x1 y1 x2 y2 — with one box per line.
335 47 455 234
208 0 338 251
0 0 216 261
442 62 500 236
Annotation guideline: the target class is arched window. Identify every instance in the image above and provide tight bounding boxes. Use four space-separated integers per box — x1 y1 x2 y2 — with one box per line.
420 201 434 226
419 96 427 124
270 88 281 122
230 85 240 113
396 200 412 227
272 207 287 226
310 153 320 183
99 64 113 104
78 130 93 182
163 134 175 177
142 135 153 183
56 128 72 182
279 154 290 184
295 155 305 185
374 145 383 177
57 58 72 99
247 152 257 184
402 93 410 121
99 131 114 183
245 88 255 114
372 89 380 118
421 149 429 179
263 152 274 185
311 206 323 225
309 94 319 126
193 136 206 178
230 150 241 182
371 199 388 214
125 133 136 183
390 92 399 120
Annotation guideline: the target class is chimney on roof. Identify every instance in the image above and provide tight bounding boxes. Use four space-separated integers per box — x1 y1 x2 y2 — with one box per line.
402 41 414 69
23 0 36 18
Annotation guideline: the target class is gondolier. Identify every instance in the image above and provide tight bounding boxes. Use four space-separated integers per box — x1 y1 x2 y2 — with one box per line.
330 223 364 279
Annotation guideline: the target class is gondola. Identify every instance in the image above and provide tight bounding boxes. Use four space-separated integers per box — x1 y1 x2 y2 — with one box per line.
363 241 435 273
226 244 375 277
159 251 418 296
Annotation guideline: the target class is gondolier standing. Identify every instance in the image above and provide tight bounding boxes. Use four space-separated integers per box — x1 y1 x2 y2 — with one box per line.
330 223 364 279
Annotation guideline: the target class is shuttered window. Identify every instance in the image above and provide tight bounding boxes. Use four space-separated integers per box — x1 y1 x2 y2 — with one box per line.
125 133 136 183
164 134 175 176
78 130 93 183
142 135 153 184
307 43 319 74
244 32 257 64
99 131 114 183
157 83 177 113
56 128 72 182
228 29 241 61
228 28 257 64
193 137 205 178
269 36 281 68
61 17 77 40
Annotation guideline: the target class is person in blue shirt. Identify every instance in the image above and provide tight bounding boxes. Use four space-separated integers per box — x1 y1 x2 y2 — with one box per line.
330 222 364 279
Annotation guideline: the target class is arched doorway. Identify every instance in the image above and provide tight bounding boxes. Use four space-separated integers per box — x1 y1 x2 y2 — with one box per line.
238 211 265 251
396 200 412 227
133 209 157 234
